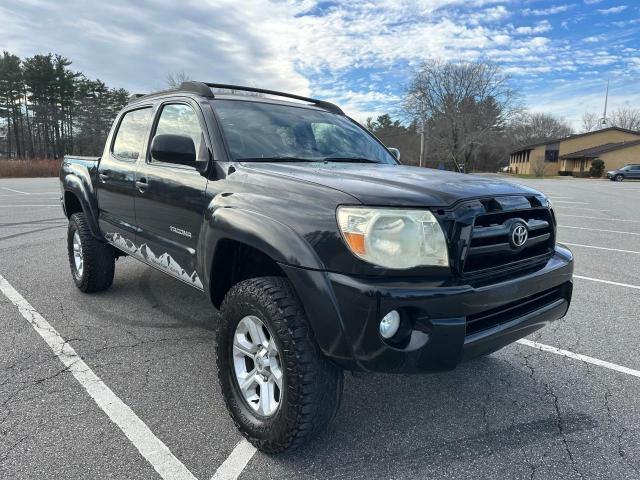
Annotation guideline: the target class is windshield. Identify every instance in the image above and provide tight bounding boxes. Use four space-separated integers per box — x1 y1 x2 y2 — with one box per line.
213 99 396 164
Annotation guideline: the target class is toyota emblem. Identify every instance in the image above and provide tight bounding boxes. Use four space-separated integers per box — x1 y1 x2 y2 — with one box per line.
511 223 528 248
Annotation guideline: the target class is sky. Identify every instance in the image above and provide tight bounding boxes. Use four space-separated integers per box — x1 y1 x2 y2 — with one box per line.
1 0 639 129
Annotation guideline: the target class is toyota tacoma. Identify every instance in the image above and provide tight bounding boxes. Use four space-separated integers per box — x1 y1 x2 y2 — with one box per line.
59 81 574 453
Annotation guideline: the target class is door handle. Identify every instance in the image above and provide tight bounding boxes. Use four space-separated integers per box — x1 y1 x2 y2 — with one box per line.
98 173 109 183
135 179 149 192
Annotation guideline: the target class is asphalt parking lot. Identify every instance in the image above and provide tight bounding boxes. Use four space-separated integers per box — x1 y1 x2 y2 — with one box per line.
1 175 639 480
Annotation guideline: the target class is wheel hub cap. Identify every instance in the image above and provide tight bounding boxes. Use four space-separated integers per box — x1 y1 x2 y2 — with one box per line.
232 315 283 417
72 231 83 276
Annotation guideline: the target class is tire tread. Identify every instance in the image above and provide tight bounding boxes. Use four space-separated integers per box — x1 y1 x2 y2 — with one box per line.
68 213 115 293
216 276 343 454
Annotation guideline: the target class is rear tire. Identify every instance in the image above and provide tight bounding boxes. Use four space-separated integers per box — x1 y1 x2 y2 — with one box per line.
216 276 343 454
67 212 115 293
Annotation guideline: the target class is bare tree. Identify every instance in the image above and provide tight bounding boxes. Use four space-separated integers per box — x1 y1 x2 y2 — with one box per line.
531 158 547 178
508 112 573 146
609 106 640 131
166 71 192 89
581 112 600 133
403 60 521 172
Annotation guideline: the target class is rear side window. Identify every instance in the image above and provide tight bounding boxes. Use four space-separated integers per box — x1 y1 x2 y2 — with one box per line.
152 104 203 159
112 108 152 160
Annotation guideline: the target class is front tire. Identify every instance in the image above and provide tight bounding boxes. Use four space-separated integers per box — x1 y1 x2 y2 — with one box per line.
67 212 115 293
615 174 624 182
216 277 343 454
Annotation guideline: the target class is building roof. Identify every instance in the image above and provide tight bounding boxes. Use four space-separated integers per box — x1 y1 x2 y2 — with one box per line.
510 127 640 155
560 139 640 159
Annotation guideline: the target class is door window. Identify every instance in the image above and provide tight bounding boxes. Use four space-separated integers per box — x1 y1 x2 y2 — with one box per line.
152 104 203 163
112 108 152 160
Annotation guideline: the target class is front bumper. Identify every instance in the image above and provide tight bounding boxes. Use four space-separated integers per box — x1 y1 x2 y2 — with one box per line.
283 245 573 373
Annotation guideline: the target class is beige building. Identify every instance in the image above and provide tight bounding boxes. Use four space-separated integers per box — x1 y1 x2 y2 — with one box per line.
509 127 640 176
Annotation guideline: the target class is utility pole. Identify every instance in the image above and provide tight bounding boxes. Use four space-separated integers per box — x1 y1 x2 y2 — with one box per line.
600 79 609 127
418 119 425 168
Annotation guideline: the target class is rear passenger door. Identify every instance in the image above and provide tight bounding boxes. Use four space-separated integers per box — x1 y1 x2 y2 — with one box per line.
133 100 209 289
97 106 152 249
630 165 640 179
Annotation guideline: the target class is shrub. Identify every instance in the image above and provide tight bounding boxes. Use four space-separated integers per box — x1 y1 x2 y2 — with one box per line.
0 158 62 178
590 158 605 178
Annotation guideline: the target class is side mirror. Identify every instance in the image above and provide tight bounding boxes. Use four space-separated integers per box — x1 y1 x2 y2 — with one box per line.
388 147 401 162
151 134 196 167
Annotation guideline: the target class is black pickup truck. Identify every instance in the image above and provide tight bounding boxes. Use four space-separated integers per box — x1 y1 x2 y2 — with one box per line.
60 81 573 453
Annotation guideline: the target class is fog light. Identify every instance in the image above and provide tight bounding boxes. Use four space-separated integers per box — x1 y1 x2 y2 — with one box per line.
379 310 401 339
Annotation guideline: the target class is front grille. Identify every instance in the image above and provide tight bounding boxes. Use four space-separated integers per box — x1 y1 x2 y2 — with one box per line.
466 283 568 336
462 207 555 276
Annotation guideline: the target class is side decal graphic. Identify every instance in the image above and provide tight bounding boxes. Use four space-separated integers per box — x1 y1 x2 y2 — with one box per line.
105 232 203 289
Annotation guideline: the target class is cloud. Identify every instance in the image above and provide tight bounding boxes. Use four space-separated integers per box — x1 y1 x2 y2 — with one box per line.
468 5 511 23
0 0 313 94
597 5 628 14
523 4 575 16
583 0 604 4
1 0 638 125
583 34 606 43
513 20 553 34
611 18 640 27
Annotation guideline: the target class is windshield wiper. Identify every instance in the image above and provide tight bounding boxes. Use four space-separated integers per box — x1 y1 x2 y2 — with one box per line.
236 156 316 162
321 157 378 163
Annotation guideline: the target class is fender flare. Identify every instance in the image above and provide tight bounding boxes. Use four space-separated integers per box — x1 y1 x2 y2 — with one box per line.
201 207 325 283
62 171 102 239
200 207 358 367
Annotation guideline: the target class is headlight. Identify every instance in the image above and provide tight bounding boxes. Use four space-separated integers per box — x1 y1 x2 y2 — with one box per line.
336 207 449 269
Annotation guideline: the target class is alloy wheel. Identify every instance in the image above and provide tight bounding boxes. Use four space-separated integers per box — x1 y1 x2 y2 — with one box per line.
232 315 283 417
72 230 84 277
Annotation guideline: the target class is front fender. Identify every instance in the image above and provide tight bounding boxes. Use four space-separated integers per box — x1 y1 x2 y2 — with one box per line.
200 207 358 368
200 207 325 277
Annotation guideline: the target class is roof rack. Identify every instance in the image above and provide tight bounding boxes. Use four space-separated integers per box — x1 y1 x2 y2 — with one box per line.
200 82 344 114
128 81 344 115
128 83 214 104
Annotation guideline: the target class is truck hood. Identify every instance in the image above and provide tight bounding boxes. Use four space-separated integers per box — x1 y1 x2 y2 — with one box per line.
240 162 540 207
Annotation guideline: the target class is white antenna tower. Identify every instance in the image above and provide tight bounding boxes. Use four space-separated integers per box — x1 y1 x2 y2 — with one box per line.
600 79 609 127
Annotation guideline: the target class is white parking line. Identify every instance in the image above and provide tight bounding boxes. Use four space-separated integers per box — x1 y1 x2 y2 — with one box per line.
211 440 257 480
0 192 59 197
0 274 198 480
575 275 640 290
557 206 610 212
517 339 640 379
553 201 589 204
560 214 640 224
0 204 59 207
561 225 640 236
1 187 30 195
563 242 640 254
